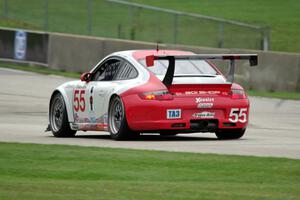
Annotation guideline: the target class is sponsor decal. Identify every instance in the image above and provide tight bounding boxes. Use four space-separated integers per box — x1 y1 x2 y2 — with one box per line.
90 116 97 123
94 113 108 124
174 92 183 96
90 86 94 111
197 103 214 108
186 91 221 95
185 91 198 95
103 114 108 124
14 30 27 60
193 111 215 118
195 97 214 103
71 123 79 130
167 109 181 119
74 113 79 122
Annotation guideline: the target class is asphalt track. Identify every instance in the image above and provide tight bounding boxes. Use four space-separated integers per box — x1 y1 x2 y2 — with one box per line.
0 67 300 159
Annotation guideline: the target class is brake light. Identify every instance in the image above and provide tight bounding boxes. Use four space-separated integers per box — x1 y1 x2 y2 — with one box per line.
139 90 173 100
231 89 247 99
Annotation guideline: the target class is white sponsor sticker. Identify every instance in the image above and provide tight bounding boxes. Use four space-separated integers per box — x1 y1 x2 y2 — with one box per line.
193 111 215 118
197 103 214 108
14 30 27 60
167 109 181 119
195 97 214 103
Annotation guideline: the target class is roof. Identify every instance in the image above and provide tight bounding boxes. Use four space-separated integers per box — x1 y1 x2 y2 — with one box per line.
132 50 194 60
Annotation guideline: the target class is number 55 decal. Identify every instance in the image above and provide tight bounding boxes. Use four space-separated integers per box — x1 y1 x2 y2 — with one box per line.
74 90 86 112
229 108 247 123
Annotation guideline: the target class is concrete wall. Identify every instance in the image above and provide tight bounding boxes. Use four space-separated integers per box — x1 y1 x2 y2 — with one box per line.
0 27 298 92
48 33 159 73
48 32 300 92
0 28 48 64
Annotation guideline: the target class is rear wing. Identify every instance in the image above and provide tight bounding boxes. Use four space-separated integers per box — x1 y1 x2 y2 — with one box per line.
145 54 258 86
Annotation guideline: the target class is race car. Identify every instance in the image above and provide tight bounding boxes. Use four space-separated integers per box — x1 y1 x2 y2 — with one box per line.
47 49 257 140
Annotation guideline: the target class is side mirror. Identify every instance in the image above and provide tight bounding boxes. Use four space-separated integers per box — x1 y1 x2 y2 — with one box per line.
80 72 91 82
146 55 154 67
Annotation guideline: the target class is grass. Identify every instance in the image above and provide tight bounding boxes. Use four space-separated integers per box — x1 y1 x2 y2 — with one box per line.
131 0 300 53
0 0 299 52
247 90 300 101
1 62 300 100
0 142 299 200
0 61 80 78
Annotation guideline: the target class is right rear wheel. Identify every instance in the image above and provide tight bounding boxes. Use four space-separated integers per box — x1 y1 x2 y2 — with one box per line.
215 129 245 140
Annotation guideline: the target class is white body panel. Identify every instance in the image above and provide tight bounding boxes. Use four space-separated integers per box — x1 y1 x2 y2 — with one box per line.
53 51 150 130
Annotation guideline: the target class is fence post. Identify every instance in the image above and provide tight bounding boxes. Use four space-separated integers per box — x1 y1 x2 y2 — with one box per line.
262 27 270 51
218 22 224 48
87 0 92 35
173 14 178 44
3 0 8 17
44 0 48 30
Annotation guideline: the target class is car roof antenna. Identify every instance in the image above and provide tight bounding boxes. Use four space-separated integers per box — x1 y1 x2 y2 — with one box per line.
156 43 159 52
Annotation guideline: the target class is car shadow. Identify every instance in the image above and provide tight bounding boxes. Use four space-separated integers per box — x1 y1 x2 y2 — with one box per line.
74 133 219 142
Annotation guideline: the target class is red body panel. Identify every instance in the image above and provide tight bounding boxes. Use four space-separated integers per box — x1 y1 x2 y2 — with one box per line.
119 50 250 133
120 74 249 132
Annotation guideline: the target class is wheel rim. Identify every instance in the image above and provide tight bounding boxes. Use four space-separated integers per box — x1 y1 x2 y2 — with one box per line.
50 96 64 132
109 98 124 134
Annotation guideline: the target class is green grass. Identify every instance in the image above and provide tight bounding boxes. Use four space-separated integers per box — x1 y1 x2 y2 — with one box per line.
0 142 299 200
0 62 80 78
0 0 299 52
247 90 300 101
1 62 300 100
131 0 300 53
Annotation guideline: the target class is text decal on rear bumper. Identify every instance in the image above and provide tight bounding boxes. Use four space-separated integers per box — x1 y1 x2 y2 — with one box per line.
167 109 181 119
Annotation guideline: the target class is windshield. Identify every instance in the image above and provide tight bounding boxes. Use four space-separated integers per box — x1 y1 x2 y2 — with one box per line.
139 59 218 76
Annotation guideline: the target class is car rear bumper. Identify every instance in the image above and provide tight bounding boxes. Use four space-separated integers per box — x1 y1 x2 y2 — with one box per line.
122 94 249 132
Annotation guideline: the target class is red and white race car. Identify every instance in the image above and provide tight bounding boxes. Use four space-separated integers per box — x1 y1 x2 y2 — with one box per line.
47 50 257 140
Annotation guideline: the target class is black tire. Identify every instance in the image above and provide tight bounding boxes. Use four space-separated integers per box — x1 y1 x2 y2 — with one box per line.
49 93 76 137
215 129 245 140
108 96 138 140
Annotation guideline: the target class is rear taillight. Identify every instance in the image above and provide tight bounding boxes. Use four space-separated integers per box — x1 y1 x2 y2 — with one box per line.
139 90 173 100
231 89 247 99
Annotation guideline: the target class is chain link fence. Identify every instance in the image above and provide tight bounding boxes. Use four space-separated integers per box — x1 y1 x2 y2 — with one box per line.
1 0 270 50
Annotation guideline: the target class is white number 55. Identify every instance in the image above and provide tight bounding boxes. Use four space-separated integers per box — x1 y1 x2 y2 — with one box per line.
229 108 247 123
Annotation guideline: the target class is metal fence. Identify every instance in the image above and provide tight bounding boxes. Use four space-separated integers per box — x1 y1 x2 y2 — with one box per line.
1 0 270 50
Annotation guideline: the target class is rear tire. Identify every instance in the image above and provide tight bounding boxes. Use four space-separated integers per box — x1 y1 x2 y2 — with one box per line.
215 129 245 140
49 93 76 137
108 96 138 140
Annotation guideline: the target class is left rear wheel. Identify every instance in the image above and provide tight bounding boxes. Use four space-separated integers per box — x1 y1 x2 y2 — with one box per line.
108 96 138 140
49 93 76 137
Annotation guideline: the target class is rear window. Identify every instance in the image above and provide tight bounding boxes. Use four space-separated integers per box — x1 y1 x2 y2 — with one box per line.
139 59 218 76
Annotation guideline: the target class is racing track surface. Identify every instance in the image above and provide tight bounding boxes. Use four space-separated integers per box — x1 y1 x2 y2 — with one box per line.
1 67 300 159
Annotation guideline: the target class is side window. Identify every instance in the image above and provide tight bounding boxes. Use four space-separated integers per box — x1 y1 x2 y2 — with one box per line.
92 59 122 81
114 62 138 80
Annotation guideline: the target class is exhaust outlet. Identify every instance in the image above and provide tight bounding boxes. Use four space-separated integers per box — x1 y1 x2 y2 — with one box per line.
190 119 218 131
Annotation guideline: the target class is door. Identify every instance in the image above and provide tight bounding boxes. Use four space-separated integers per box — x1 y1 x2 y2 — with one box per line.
74 58 124 130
